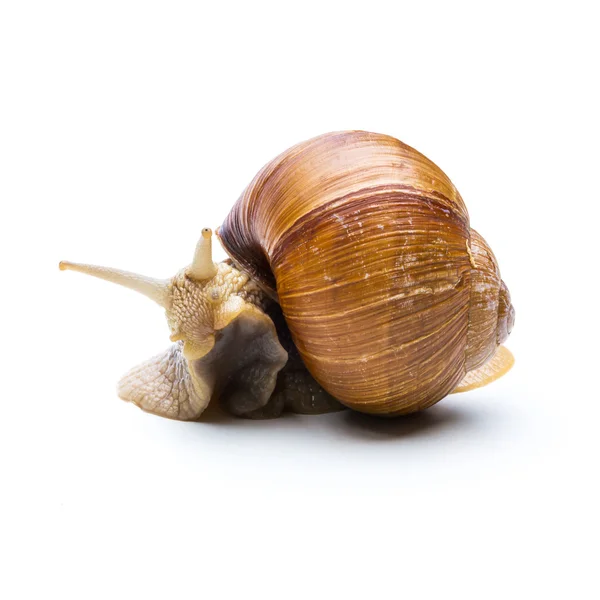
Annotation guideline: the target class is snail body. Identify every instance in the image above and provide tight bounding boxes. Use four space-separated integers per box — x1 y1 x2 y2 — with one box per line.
60 131 514 421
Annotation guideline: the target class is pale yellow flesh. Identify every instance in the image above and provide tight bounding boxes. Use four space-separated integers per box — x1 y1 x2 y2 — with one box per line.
452 346 514 394
117 302 288 421
60 232 289 420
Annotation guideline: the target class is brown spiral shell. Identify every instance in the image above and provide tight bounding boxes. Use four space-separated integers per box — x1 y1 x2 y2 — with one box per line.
218 131 511 415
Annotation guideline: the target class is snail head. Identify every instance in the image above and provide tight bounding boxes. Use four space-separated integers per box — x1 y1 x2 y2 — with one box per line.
59 228 226 361
60 227 287 420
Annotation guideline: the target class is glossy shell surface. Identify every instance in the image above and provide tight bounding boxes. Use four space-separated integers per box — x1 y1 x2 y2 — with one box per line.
218 131 503 414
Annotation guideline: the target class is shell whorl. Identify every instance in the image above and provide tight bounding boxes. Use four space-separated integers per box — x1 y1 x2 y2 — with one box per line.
218 131 511 415
465 230 513 372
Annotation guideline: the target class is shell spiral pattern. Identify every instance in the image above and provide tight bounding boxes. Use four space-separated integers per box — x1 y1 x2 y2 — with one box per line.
218 131 512 415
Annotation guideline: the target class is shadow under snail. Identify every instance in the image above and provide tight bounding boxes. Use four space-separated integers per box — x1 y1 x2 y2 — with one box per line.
60 131 515 421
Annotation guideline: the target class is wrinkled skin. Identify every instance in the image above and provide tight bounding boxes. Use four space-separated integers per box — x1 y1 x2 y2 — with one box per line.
118 261 344 420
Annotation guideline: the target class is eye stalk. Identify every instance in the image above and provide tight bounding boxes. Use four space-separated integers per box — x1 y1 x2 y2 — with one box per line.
187 227 218 281
59 227 219 307
58 260 171 308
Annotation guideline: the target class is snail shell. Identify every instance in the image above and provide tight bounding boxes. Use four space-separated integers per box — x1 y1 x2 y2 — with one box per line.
218 131 514 415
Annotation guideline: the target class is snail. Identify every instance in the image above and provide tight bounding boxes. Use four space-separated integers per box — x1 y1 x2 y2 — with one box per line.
60 131 515 421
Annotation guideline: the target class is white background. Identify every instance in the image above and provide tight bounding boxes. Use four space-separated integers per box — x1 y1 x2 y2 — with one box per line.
1 1 599 599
